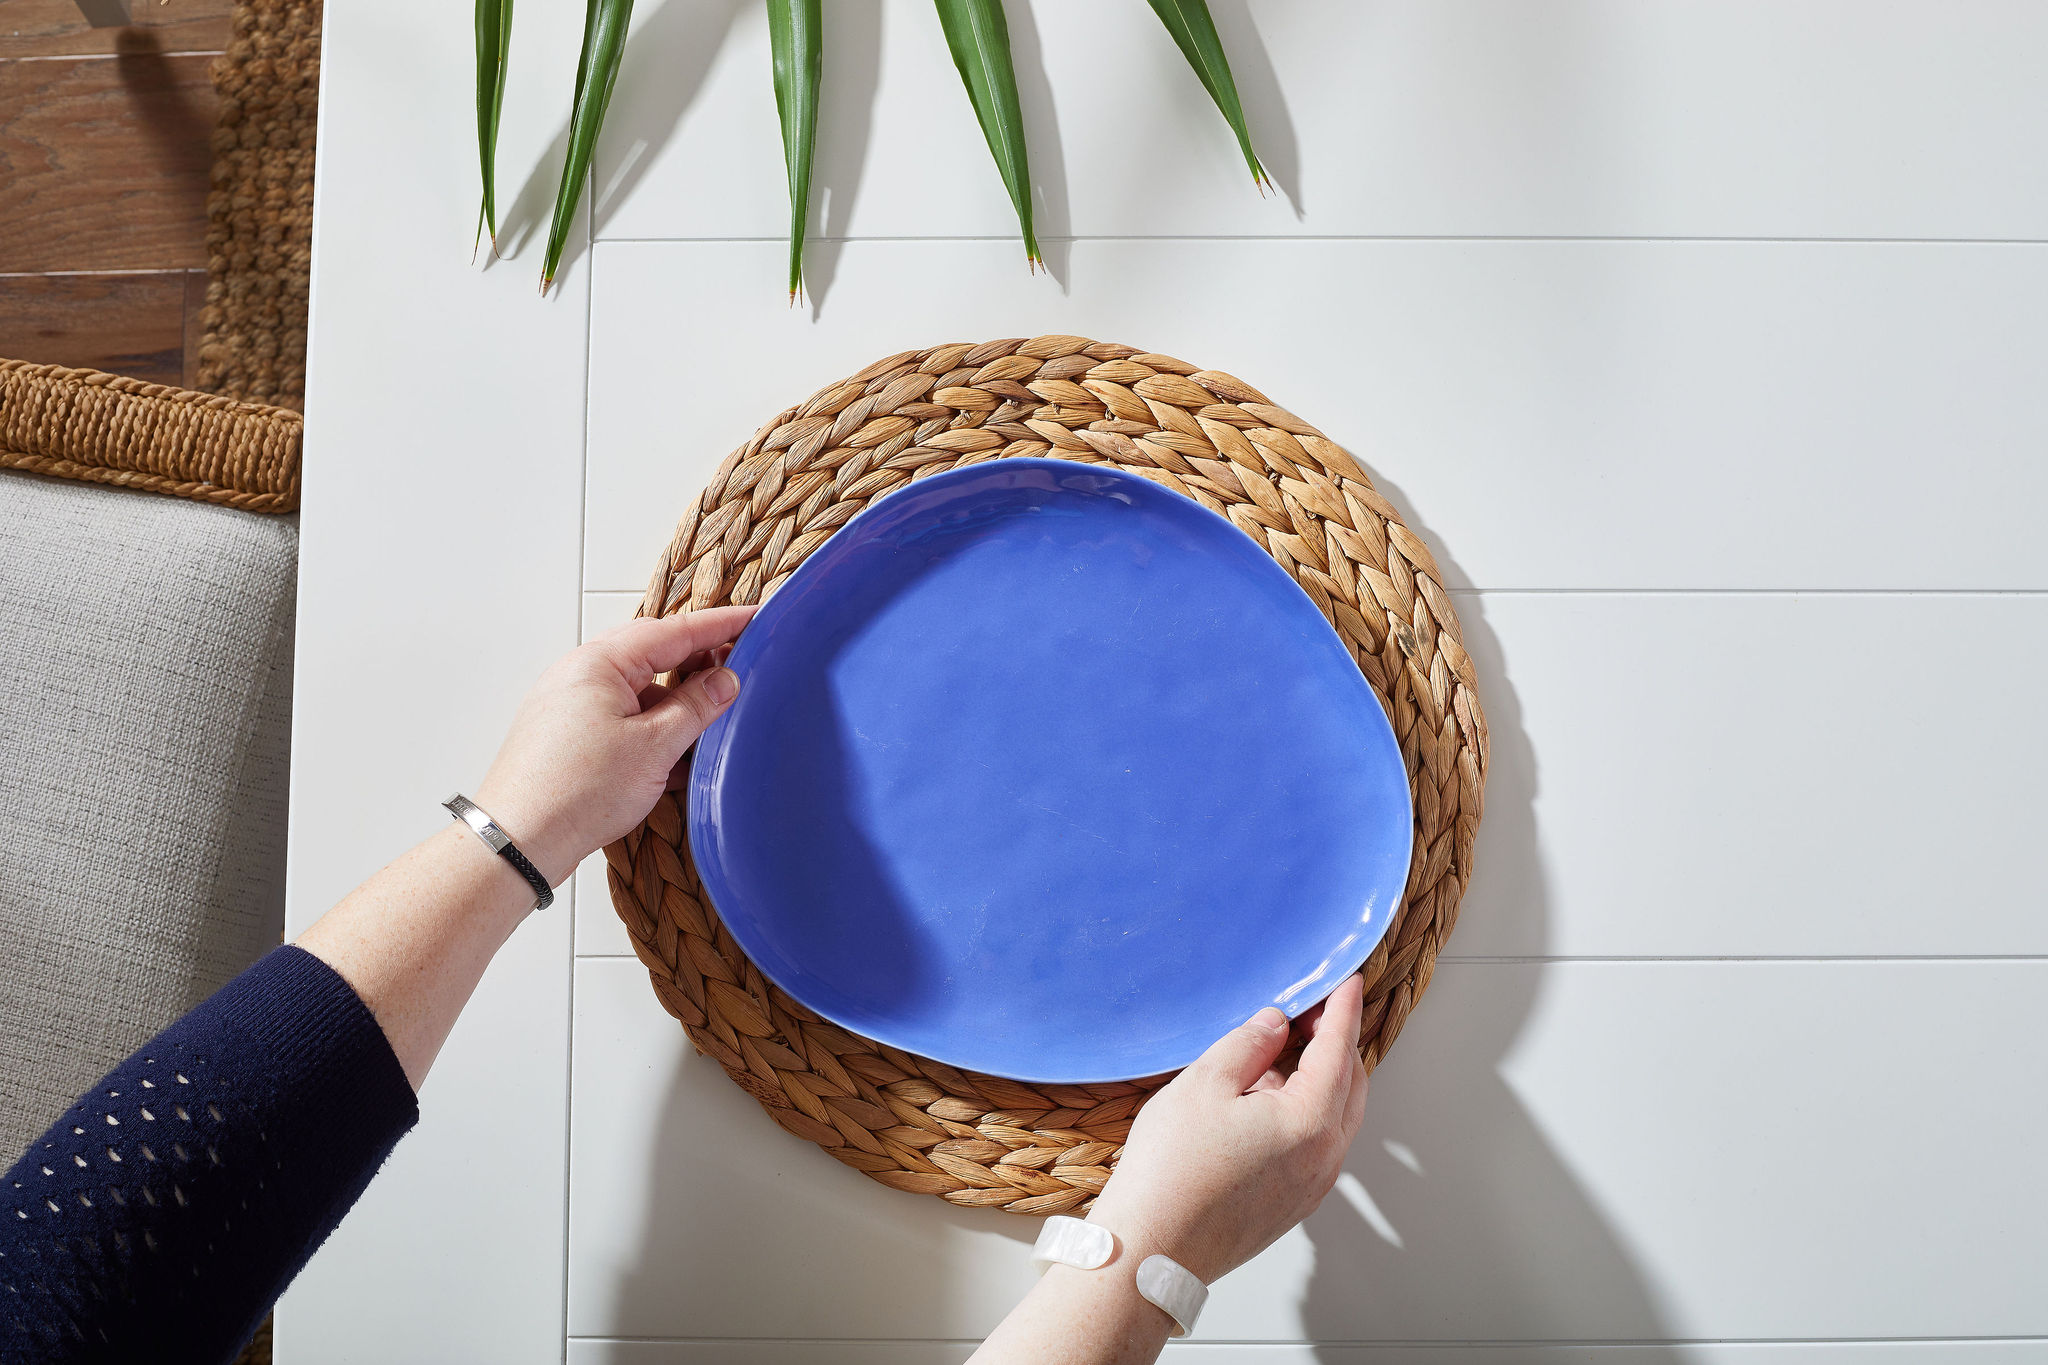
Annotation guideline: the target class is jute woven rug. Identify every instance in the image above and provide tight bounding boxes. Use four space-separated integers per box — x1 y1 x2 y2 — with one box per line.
220 11 318 1361
197 0 321 413
608 337 1487 1215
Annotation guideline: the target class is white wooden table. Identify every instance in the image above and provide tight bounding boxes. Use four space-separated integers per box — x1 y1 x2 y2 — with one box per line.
280 3 2048 1360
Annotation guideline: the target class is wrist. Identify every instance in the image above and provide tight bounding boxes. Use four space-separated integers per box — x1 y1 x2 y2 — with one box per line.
1030 1209 1211 1342
428 823 535 922
467 782 580 887
1085 1195 1229 1285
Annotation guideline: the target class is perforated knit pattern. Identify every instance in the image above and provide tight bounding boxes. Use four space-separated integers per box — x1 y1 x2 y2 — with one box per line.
0 948 416 1364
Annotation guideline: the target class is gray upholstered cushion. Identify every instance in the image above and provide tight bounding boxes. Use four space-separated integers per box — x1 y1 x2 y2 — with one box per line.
0 471 296 1160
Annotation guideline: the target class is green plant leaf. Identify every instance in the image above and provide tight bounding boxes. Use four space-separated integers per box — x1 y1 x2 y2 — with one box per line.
542 0 635 295
1146 0 1268 189
475 0 515 256
932 0 1040 268
766 0 823 302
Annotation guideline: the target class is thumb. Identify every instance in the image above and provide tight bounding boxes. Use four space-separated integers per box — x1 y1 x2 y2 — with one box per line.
641 664 742 757
1189 1006 1291 1094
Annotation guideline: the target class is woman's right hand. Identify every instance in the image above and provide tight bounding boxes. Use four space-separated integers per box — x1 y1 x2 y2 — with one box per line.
1087 973 1370 1283
470 606 755 886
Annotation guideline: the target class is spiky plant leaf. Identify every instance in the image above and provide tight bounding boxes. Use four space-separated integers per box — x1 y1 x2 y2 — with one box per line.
767 0 823 301
475 0 515 255
1146 0 1268 188
933 0 1040 267
542 0 634 294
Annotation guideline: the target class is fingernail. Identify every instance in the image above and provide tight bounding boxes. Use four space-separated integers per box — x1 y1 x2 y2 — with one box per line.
1249 1007 1286 1034
706 667 740 704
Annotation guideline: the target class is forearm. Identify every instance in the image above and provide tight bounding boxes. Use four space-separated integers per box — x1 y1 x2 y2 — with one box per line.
294 822 539 1090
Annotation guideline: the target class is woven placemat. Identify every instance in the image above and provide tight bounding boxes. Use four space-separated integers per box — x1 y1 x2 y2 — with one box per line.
606 337 1487 1214
196 0 321 413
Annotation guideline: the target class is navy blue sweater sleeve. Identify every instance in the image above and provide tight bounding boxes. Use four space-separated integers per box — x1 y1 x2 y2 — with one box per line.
1 945 419 1364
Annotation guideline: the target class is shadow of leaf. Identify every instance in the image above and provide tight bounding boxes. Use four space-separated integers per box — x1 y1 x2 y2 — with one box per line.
491 0 748 290
592 0 750 232
802 0 885 318
1005 0 1072 295
1208 0 1304 218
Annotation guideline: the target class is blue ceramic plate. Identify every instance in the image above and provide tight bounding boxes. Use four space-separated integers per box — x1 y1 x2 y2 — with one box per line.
689 458 1412 1083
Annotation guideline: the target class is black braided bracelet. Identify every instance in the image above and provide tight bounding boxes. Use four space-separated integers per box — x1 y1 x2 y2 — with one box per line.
441 793 555 910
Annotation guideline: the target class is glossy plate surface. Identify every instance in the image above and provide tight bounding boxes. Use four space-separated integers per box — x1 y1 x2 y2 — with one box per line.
689 458 1412 1082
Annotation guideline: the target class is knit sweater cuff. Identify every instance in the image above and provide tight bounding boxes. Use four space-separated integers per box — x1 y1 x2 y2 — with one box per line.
213 944 419 1138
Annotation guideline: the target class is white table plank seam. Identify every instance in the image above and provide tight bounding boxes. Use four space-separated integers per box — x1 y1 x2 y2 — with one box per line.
559 891 579 1365
561 957 2048 965
1447 589 2048 598
593 589 2048 598
567 210 603 1365
594 235 2048 247
562 1337 2048 1347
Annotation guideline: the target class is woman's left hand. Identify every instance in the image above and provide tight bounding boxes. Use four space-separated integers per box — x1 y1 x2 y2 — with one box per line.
1085 973 1370 1283
473 606 755 885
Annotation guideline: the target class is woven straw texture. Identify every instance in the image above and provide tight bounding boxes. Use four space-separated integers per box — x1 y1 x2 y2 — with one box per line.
607 337 1487 1215
0 360 302 512
196 0 322 413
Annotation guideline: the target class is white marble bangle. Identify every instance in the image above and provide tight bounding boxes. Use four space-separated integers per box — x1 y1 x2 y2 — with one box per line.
1135 1253 1209 1338
1029 1215 1115 1272
1028 1216 1208 1338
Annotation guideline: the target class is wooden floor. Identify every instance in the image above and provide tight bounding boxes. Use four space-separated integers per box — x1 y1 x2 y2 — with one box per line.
0 0 233 386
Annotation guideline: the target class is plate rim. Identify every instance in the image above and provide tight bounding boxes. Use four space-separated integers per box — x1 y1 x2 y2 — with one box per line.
686 455 1415 1083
